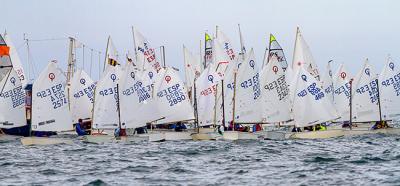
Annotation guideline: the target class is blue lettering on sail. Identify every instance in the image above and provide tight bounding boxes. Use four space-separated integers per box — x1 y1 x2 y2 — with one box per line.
356 80 378 103
264 75 289 101
36 83 67 109
73 83 96 103
297 82 324 100
381 72 400 96
0 85 25 108
157 83 186 106
240 73 260 100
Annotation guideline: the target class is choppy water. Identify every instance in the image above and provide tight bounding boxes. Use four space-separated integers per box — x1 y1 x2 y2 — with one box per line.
1 134 400 185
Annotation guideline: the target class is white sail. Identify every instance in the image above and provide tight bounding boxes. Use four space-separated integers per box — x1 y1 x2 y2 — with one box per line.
234 49 262 123
104 36 120 71
0 34 12 82
217 58 240 125
260 55 291 123
291 66 337 127
379 57 400 120
120 63 153 129
352 59 380 122
4 33 27 86
31 61 73 131
0 69 26 128
263 34 289 71
333 64 351 122
292 27 320 80
211 39 231 76
69 69 95 123
216 29 236 61
321 61 334 103
133 28 161 74
183 46 202 89
196 66 222 126
154 67 195 123
92 66 121 129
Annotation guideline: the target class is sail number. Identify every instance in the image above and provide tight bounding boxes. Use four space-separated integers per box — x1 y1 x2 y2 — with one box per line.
36 83 67 109
297 82 325 100
0 85 25 108
240 73 260 100
122 81 151 103
157 83 186 106
356 80 378 103
264 75 289 101
381 72 400 96
73 83 95 103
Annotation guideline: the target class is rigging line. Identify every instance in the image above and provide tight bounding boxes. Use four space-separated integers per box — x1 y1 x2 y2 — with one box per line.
28 37 68 42
90 49 93 77
82 44 85 71
98 51 101 80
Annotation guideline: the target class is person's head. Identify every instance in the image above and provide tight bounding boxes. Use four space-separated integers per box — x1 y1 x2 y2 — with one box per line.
78 119 83 123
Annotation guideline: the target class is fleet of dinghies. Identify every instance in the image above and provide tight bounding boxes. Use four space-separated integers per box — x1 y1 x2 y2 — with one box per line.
1 26 400 145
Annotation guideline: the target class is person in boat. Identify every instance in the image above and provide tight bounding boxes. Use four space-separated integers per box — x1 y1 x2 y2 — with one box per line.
174 122 187 132
253 124 262 132
217 124 225 135
135 127 147 134
75 119 88 136
371 121 390 130
313 124 326 131
114 127 127 137
292 127 302 132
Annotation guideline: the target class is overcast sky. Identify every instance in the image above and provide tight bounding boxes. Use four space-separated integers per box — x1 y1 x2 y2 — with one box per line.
2 0 400 81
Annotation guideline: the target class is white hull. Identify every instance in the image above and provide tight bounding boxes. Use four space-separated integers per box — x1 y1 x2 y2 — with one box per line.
343 128 400 136
21 137 73 146
0 134 21 142
289 129 344 139
82 132 165 144
191 132 222 141
163 131 193 141
222 131 259 140
256 130 290 140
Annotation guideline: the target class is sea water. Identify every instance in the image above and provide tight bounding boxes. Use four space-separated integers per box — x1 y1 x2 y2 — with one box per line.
1 134 400 185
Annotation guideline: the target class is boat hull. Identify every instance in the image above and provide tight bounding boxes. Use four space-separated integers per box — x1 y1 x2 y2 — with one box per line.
0 134 21 142
163 131 193 141
289 129 344 139
191 132 221 141
343 128 400 136
222 131 258 140
21 137 73 146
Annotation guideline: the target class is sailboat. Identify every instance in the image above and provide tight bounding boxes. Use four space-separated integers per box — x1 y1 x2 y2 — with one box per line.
223 49 260 140
0 33 29 141
257 55 293 140
342 58 400 136
0 69 27 141
332 64 352 123
288 66 343 139
69 69 95 124
151 67 196 140
21 61 74 145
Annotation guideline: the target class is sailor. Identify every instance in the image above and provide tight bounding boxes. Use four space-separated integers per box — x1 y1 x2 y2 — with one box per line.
75 119 87 136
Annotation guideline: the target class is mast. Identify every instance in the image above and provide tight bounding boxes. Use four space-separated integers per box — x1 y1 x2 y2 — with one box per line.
203 32 207 69
292 27 300 69
161 45 166 68
199 40 203 71
67 37 75 84
232 72 237 131
116 83 122 132
131 26 138 63
238 24 245 60
213 82 218 128
221 79 226 128
376 78 383 123
103 36 110 72
349 78 353 129
193 79 199 133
